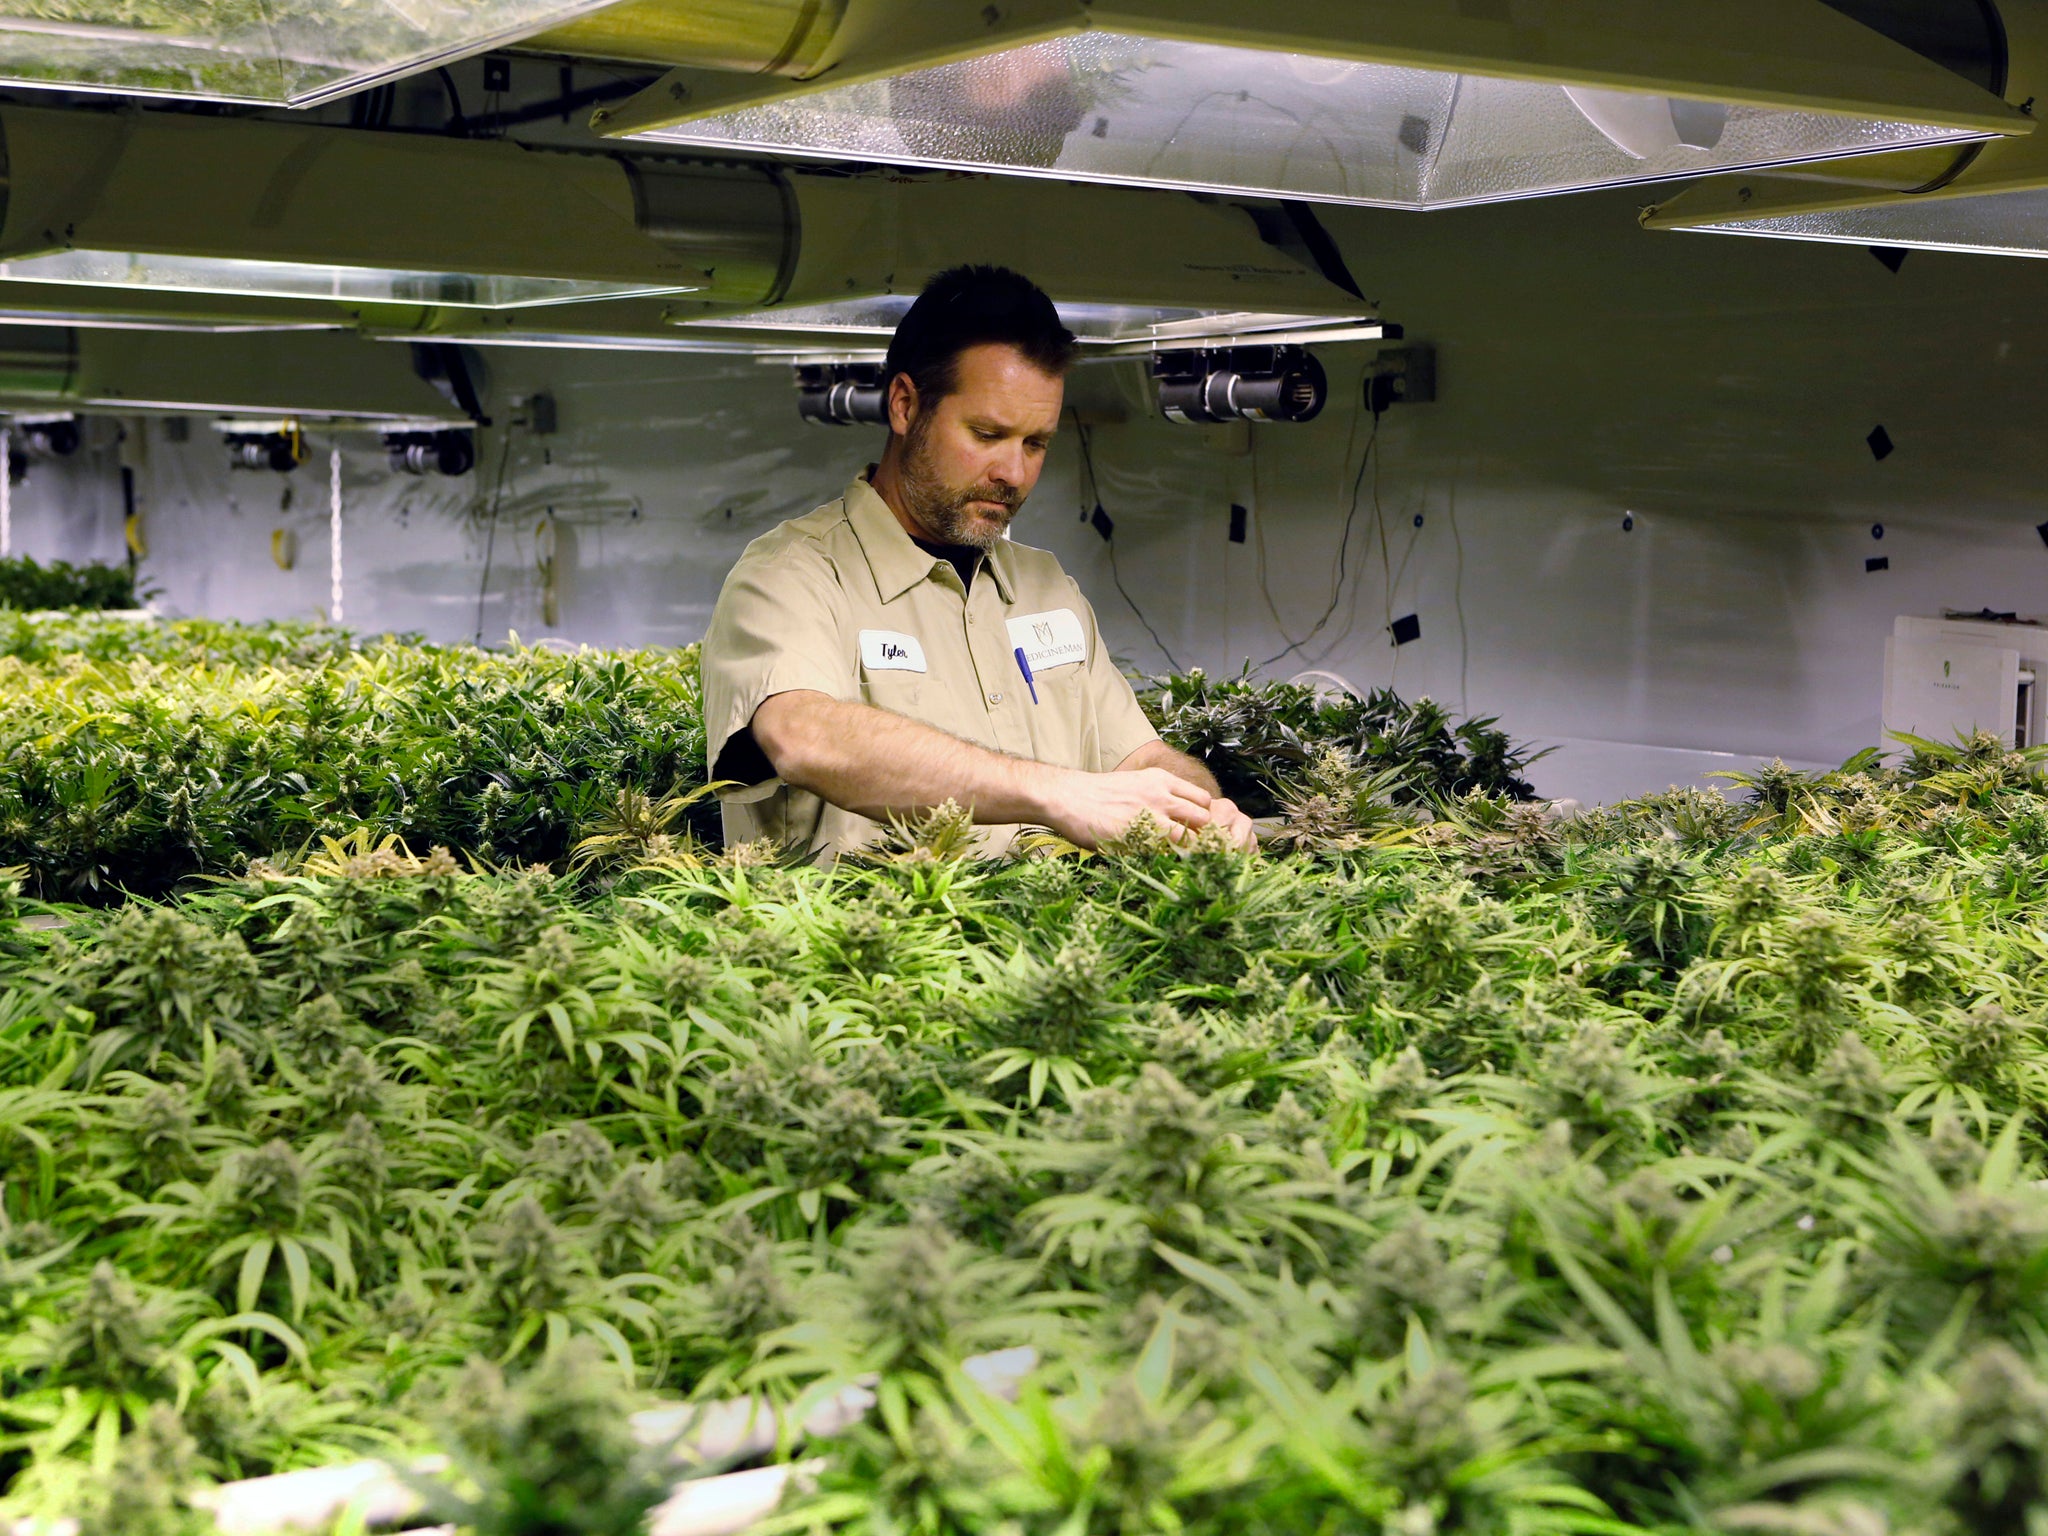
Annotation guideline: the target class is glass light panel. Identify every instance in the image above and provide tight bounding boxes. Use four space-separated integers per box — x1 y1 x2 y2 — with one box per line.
0 310 343 332
1687 188 2048 259
632 32 1984 209
0 250 700 309
687 295 1345 343
0 0 613 106
422 332 793 353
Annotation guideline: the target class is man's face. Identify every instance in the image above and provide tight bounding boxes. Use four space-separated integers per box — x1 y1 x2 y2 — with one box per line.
892 342 1065 551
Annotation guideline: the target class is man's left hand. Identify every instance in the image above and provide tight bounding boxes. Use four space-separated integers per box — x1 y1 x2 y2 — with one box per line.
1206 795 1258 851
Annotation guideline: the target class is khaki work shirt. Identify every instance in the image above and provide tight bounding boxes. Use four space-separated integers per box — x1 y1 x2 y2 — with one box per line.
701 477 1160 860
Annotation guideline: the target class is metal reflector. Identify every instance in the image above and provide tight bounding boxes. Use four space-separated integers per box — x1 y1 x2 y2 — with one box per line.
1641 0 2048 260
0 0 618 106
684 297 1375 349
1648 183 2048 260
0 250 688 309
593 0 2031 209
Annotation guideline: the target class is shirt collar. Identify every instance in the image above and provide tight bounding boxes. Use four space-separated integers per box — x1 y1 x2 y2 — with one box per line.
844 475 1017 604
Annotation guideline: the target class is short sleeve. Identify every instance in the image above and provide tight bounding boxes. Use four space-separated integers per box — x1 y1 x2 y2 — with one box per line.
1071 580 1160 771
701 547 854 784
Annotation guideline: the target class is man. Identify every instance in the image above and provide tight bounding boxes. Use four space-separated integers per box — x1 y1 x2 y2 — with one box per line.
700 264 1256 860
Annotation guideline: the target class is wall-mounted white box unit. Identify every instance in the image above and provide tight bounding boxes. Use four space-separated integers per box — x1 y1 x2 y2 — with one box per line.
1882 615 2045 751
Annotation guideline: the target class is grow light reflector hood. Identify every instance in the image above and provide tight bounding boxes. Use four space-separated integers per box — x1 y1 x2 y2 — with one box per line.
0 250 698 310
1640 0 2048 266
686 296 1369 346
599 0 2031 210
0 0 617 106
1656 186 2048 261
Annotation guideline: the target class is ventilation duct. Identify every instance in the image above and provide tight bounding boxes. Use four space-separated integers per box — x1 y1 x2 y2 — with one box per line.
586 0 2029 209
0 0 621 106
384 166 1374 349
0 104 1366 347
1641 0 2048 260
0 329 470 420
0 106 722 311
0 325 76 400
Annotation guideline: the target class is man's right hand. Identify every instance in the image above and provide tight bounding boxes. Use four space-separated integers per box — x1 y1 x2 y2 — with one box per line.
1039 766 1213 850
751 692 1219 850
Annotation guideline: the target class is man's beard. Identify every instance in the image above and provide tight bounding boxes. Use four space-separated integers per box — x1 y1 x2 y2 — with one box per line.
897 416 1022 552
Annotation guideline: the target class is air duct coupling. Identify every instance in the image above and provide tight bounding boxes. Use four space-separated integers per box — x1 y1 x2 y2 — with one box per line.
624 159 798 308
0 328 78 402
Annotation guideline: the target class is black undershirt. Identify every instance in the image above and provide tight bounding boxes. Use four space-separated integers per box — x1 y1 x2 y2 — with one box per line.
912 535 982 593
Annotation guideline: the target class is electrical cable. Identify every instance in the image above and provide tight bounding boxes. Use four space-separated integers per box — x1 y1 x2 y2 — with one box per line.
1107 539 1181 673
1449 469 1469 712
1329 465 1410 663
1250 429 1310 652
328 446 344 625
473 423 515 645
1258 407 1379 670
1324 419 1397 659
1074 417 1181 671
436 67 469 136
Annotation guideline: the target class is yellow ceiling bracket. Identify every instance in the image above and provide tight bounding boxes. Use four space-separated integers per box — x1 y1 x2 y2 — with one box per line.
527 0 846 74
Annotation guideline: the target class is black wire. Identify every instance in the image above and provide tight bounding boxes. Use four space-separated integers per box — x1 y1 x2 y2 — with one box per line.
1075 419 1181 671
436 67 468 136
473 425 515 646
1108 539 1182 673
1259 405 1380 671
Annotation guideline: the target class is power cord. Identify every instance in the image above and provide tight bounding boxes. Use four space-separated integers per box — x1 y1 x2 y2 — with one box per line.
473 423 516 645
436 67 469 136
1075 418 1182 671
1259 399 1381 670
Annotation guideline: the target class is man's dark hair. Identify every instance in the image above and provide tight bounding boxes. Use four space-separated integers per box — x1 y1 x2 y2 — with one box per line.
883 265 1077 413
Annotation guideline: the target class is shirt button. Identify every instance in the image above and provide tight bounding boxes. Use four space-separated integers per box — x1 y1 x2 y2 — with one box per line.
988 691 1003 705
967 614 976 625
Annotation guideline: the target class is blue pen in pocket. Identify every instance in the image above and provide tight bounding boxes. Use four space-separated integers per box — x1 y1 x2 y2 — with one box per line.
1013 646 1040 705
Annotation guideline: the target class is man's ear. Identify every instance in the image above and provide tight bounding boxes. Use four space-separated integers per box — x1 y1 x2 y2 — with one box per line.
887 373 920 438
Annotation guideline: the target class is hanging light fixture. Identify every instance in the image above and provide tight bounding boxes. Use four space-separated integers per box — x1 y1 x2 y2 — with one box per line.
681 296 1391 354
1642 0 2048 261
591 0 2030 209
0 0 618 106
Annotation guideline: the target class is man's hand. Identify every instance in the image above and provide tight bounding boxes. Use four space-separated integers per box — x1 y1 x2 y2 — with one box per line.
1113 740 1258 852
1041 765 1215 850
748 692 1259 853
1201 793 1258 852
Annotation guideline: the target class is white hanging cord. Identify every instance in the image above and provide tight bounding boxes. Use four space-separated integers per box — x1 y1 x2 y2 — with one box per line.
0 424 11 559
328 445 344 625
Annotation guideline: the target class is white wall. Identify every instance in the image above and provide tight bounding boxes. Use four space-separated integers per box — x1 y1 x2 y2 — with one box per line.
9 184 2048 803
4 429 130 573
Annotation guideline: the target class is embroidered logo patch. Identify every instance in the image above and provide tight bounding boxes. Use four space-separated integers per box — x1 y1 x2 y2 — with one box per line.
1006 608 1086 673
859 629 927 673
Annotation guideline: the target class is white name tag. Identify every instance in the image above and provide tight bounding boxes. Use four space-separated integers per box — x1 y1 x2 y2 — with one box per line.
859 629 927 673
1006 608 1087 673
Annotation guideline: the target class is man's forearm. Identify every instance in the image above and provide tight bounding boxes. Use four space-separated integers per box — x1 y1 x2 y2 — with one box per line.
753 691 1069 824
1119 737 1221 797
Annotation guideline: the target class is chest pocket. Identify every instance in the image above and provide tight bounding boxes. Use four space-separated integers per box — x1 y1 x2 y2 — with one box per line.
1006 608 1087 677
859 627 926 710
862 674 923 710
